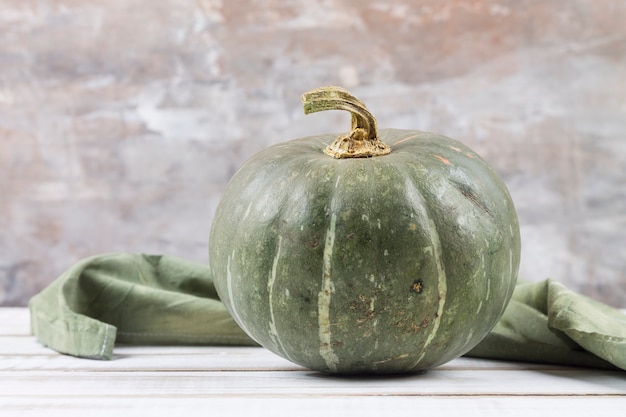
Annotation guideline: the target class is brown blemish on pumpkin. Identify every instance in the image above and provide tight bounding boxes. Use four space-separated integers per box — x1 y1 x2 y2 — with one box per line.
395 317 424 334
394 317 407 327
346 232 356 240
433 154 451 165
465 152 475 159
356 310 375 324
394 134 419 145
450 179 494 220
409 223 417 231
450 146 462 153
411 280 424 294
350 289 381 327
304 238 319 248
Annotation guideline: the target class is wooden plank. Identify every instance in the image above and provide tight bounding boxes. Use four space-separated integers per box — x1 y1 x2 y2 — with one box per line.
1 368 624 397
0 350 568 373
0 347 302 372
1 396 625 417
0 307 30 336
0 337 587 372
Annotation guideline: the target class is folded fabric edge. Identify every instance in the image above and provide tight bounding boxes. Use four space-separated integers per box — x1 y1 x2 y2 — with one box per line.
29 294 117 360
466 332 622 371
544 279 626 371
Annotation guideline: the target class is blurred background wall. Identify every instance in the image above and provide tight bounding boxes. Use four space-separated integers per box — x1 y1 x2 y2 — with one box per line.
1 0 625 306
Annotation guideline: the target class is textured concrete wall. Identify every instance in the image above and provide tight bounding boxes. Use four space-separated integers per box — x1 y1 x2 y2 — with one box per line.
1 0 625 306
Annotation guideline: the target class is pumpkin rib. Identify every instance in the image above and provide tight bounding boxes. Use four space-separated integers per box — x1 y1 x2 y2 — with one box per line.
399 149 512 368
416 214 448 367
398 167 449 370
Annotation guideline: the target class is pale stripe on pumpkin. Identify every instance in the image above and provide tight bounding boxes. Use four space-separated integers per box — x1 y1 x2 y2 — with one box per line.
226 253 252 337
267 236 293 361
412 217 448 368
318 213 340 372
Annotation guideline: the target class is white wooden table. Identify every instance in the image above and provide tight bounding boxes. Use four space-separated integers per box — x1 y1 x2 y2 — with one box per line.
1 308 624 416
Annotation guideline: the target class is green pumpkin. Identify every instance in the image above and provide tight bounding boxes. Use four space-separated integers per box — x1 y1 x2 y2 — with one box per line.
209 87 520 374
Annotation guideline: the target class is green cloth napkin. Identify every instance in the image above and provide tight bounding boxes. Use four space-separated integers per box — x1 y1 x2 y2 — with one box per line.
29 253 626 370
29 253 256 360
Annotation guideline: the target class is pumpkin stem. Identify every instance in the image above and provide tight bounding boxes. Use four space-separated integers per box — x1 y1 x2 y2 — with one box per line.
302 86 391 158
